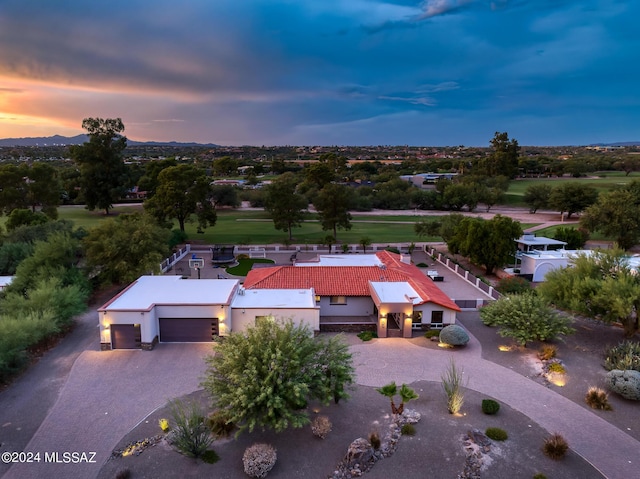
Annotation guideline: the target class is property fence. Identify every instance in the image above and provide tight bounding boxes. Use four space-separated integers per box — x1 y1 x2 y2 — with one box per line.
160 244 191 273
425 246 502 304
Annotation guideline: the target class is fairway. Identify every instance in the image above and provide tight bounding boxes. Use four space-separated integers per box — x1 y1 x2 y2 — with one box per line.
505 173 640 206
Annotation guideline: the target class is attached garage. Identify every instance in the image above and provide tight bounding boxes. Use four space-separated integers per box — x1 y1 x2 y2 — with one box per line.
159 317 219 342
111 324 141 349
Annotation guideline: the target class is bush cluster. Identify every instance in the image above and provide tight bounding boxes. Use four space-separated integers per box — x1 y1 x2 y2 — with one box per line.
604 341 640 372
401 423 416 436
439 324 470 347
243 443 277 478
311 415 332 439
169 399 213 459
481 399 500 415
537 344 557 361
485 427 508 441
357 331 377 341
584 387 613 411
369 431 381 450
424 330 440 339
206 409 235 438
543 433 569 460
547 362 566 374
495 276 531 294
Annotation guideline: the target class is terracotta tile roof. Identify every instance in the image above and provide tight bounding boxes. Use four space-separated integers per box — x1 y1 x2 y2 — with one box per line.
244 251 460 312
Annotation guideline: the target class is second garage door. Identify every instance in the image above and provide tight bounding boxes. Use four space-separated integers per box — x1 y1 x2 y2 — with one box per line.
159 318 219 342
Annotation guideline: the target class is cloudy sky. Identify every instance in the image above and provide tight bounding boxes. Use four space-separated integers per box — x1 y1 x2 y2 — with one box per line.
0 0 637 146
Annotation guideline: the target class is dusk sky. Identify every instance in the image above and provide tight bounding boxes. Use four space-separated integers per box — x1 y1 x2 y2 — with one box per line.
0 0 638 146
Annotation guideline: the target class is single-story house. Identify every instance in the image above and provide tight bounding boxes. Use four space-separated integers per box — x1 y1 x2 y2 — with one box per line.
98 276 319 350
244 251 460 338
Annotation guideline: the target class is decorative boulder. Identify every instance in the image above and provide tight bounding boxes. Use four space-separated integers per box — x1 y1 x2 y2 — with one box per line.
606 369 640 401
439 324 470 347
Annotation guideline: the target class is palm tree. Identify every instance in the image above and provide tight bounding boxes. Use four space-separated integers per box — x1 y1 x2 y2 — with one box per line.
376 382 419 415
360 237 372 253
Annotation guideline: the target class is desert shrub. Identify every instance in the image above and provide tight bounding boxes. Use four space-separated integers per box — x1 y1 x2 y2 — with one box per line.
537 344 557 361
604 341 640 372
543 433 569 460
401 423 416 436
496 276 531 294
236 253 250 260
159 418 170 433
585 387 613 411
481 399 500 415
169 399 213 459
485 427 508 441
439 324 470 347
206 409 235 438
416 262 429 268
357 331 377 341
533 474 547 479
311 415 332 439
243 443 277 478
369 431 381 450
115 468 131 479
547 362 566 374
605 369 640 400
480 293 574 347
442 358 466 414
424 330 440 339
201 449 220 464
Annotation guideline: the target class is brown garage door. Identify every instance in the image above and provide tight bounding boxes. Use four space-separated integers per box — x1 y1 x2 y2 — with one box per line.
111 324 141 349
159 318 219 342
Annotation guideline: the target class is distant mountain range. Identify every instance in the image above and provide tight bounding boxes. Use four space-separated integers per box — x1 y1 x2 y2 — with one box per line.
0 134 638 148
0 134 218 148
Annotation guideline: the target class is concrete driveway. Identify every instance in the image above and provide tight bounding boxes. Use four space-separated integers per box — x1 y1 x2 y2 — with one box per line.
2 343 212 479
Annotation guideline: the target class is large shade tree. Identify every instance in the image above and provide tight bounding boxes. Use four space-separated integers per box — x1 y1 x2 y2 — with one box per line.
83 213 171 285
201 319 354 434
580 184 640 250
314 183 352 240
447 214 523 275
70 118 129 215
144 164 217 232
264 172 308 241
548 183 598 219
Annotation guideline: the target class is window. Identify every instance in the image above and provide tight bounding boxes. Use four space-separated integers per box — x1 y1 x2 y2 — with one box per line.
315 295 321 303
329 296 347 305
412 311 423 329
430 311 444 329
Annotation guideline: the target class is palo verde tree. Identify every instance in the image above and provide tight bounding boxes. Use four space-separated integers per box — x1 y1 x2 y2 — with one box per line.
314 183 352 240
447 214 523 275
523 184 553 214
82 213 171 285
264 172 308 241
144 164 217 233
537 248 640 337
70 118 129 215
201 319 354 434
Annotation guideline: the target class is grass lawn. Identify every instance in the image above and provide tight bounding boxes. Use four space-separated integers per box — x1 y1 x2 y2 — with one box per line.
505 173 640 206
226 258 274 276
47 206 540 245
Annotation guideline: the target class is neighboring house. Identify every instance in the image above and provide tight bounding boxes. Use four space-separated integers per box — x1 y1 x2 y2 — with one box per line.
0 276 13 291
244 251 460 338
98 276 319 350
516 233 566 253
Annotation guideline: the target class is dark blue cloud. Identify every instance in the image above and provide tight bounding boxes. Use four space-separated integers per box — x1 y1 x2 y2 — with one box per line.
0 0 638 144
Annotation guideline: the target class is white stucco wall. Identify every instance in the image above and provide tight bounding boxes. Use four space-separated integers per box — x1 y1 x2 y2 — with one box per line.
318 296 374 316
413 304 457 326
230 307 320 333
